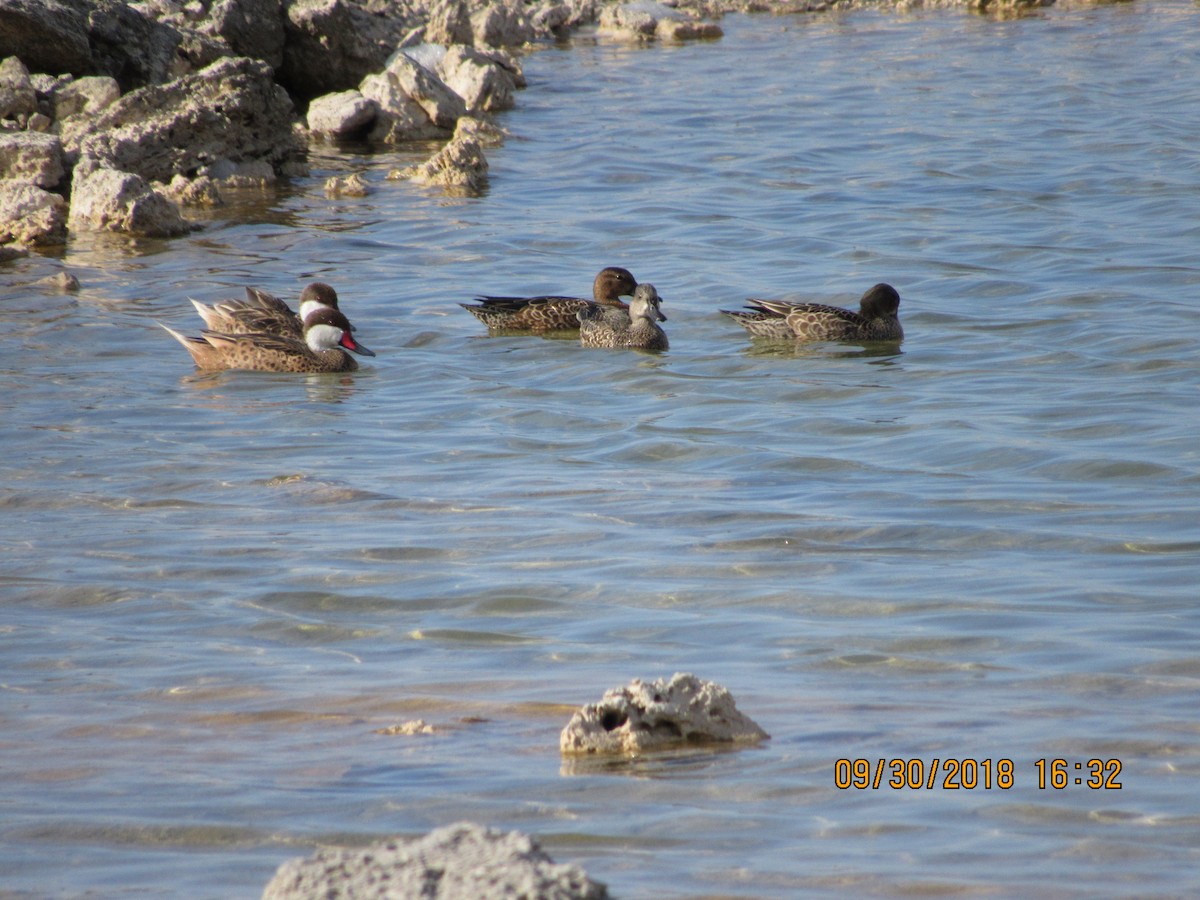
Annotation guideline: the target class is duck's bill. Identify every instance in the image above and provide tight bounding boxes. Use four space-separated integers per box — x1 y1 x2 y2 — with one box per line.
341 334 376 357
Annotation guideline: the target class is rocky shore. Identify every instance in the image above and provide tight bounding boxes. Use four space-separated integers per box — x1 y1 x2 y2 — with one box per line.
0 0 1050 258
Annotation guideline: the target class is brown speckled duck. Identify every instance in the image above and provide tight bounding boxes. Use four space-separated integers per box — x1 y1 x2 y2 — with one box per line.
461 266 639 332
189 282 344 339
722 283 903 342
578 283 669 351
160 307 374 373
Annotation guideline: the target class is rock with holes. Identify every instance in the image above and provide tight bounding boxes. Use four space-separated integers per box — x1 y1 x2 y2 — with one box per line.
389 115 487 194
560 672 769 755
261 821 608 900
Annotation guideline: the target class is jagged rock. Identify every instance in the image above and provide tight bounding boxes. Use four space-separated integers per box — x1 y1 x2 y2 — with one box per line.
381 50 465 130
63 57 298 184
560 673 769 755
280 0 395 101
472 1 538 48
83 0 182 89
599 2 723 42
206 0 286 70
0 55 35 120
0 0 92 79
439 45 517 114
34 270 80 291
361 51 463 142
199 157 277 188
0 181 67 245
306 89 377 137
390 116 487 193
262 822 608 900
425 0 473 46
68 159 190 236
0 131 64 188
50 74 120 121
324 171 369 196
161 173 222 206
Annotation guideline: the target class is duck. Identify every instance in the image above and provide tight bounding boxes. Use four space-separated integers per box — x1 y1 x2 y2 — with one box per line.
578 283 669 351
160 306 375 373
189 282 345 339
721 283 903 341
461 266 639 333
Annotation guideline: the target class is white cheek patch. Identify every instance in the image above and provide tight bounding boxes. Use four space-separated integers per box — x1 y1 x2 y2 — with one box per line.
305 323 343 352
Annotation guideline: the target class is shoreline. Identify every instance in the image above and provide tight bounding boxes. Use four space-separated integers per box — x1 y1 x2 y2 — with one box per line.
1 0 1066 260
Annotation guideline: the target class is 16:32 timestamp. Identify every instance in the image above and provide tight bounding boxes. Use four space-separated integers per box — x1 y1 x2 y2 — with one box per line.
1035 758 1122 790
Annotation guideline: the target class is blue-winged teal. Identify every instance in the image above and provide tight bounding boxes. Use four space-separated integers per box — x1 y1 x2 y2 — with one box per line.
722 283 903 341
461 266 638 332
579 283 669 351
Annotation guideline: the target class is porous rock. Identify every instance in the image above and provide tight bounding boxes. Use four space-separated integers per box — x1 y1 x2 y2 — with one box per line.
63 56 298 184
381 50 465 130
0 131 65 188
0 0 92 79
438 45 518 114
361 51 464 143
424 0 473 46
306 89 377 137
68 159 190 237
391 116 487 193
50 74 120 121
79 0 182 90
598 2 723 42
205 0 287 71
472 0 537 48
261 821 608 900
0 180 67 245
0 54 35 120
560 672 769 755
279 0 400 101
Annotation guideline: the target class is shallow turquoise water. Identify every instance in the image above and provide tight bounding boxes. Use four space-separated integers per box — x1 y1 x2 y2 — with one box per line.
4 2 1200 896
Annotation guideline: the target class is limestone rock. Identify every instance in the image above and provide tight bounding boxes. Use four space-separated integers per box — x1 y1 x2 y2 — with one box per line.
161 173 223 206
261 822 608 900
82 0 182 89
51 74 120 121
68 160 190 237
0 131 64 189
472 1 537 48
280 0 394 101
34 270 81 291
0 55 35 121
599 2 723 42
206 0 286 70
0 181 67 245
0 0 92 79
560 673 769 755
324 171 369 196
306 89 377 137
439 45 517 114
381 50 465 130
64 57 298 184
425 0 473 46
391 116 487 194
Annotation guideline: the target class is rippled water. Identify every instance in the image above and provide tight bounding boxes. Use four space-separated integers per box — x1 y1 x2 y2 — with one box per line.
5 2 1200 896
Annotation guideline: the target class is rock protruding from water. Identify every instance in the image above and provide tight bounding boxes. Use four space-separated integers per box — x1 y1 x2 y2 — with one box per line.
598 2 724 42
261 821 608 900
560 672 769 755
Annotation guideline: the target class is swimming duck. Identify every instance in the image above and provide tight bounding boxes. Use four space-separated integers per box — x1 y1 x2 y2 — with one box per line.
579 283 669 351
160 306 375 373
721 283 903 341
189 282 345 339
461 266 639 332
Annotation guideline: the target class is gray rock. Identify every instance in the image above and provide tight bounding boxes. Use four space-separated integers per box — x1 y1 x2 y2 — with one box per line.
560 672 770 755
261 822 608 900
82 0 182 89
206 0 286 70
280 0 393 101
361 69 442 142
599 2 723 42
424 0 472 47
306 89 377 137
381 50 464 130
472 1 538 48
51 73 120 121
0 180 67 245
0 0 92 78
438 45 516 114
68 158 190 236
64 56 298 184
0 131 64 188
0 54 35 120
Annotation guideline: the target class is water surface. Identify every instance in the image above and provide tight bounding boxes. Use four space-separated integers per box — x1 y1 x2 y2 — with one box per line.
4 2 1200 896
